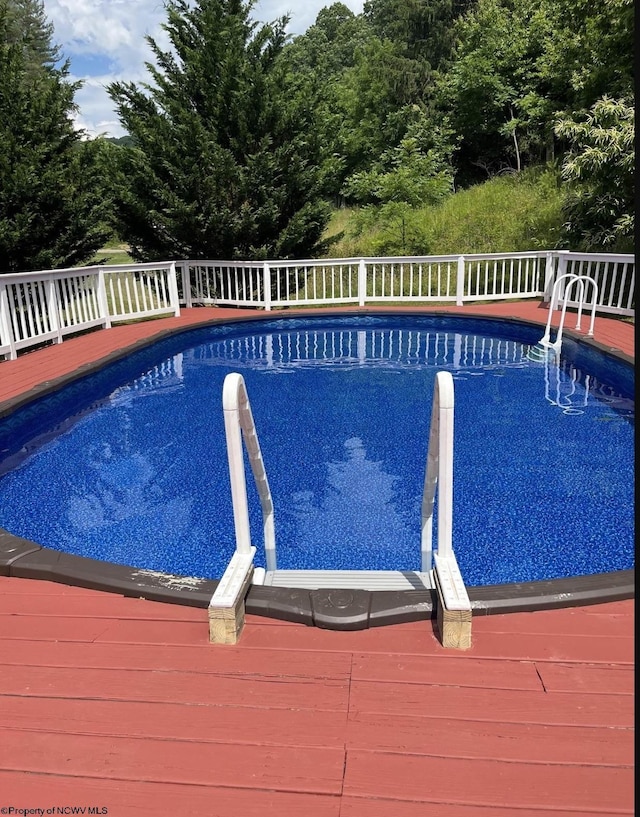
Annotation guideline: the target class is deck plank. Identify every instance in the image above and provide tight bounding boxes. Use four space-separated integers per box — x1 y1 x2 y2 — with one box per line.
351 653 542 689
0 638 353 678
0 771 341 817
0 695 348 748
237 618 635 664
348 680 633 727
0 593 207 619
0 664 350 712
340 797 630 817
342 751 634 811
535 661 634 694
0 729 345 794
346 711 633 764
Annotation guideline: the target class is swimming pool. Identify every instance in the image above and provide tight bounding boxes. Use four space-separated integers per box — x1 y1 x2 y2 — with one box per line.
0 314 634 588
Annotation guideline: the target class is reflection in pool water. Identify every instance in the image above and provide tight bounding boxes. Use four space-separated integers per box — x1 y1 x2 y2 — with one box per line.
0 316 634 586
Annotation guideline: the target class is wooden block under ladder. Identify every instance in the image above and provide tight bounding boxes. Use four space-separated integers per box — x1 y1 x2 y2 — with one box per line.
208 548 255 645
433 552 472 650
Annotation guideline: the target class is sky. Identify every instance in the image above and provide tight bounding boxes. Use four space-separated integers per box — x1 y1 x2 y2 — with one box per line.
41 0 365 138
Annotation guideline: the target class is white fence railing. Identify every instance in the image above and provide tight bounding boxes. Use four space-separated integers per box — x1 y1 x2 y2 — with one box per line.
555 252 635 316
177 251 556 310
1 251 633 360
0 262 180 360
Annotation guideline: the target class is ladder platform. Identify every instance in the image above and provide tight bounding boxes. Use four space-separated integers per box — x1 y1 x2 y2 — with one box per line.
264 569 434 591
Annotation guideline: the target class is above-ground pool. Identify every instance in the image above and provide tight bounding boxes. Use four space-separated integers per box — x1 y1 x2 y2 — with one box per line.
0 314 634 588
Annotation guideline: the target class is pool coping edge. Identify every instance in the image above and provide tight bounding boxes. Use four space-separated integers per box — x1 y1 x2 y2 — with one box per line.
0 529 634 629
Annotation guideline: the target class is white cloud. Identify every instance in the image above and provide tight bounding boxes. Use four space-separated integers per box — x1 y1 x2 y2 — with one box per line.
43 0 364 138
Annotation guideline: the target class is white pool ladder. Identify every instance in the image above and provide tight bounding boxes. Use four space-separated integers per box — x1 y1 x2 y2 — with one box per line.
210 371 470 603
529 273 599 359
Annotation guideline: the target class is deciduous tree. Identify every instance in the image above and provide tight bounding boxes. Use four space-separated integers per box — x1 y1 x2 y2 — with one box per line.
555 96 634 250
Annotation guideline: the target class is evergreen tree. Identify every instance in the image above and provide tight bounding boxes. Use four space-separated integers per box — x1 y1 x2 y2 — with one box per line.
5 0 60 74
0 3 111 273
108 0 330 261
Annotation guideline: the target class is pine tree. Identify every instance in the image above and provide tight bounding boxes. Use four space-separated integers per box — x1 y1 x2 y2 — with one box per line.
5 0 60 74
0 3 111 272
108 0 330 261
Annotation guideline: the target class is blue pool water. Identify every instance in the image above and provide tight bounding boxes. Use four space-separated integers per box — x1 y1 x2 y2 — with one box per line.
0 315 634 586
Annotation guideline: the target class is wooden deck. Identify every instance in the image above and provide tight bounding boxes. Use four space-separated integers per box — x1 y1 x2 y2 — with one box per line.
0 300 635 814
0 579 634 815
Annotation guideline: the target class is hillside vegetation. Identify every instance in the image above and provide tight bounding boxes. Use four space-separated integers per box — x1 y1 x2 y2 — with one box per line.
1 0 634 273
324 169 566 257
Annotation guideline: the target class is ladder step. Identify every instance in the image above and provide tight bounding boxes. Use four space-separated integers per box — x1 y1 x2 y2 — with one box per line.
264 569 433 591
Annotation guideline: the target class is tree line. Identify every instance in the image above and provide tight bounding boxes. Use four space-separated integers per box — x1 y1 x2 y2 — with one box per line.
0 0 634 272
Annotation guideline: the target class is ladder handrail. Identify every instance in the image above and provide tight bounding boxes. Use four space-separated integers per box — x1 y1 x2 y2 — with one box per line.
421 371 471 611
421 370 455 570
540 273 599 352
222 372 276 571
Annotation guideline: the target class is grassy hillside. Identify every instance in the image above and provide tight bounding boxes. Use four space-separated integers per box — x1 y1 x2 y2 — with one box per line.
323 168 566 258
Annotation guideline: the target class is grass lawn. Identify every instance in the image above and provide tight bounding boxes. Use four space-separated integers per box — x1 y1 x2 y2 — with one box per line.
88 243 134 266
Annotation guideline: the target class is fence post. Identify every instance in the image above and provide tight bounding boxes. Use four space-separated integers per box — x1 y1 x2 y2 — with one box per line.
45 276 63 345
263 262 271 311
358 259 367 306
178 262 193 308
543 252 555 302
0 280 17 360
456 256 465 306
553 252 569 311
96 267 111 329
168 262 181 317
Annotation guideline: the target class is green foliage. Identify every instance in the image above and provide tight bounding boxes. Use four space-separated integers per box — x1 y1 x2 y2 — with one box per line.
340 116 455 253
434 0 557 183
4 0 60 74
282 4 373 199
108 0 330 261
325 168 565 256
555 96 634 251
0 4 110 272
342 125 454 207
364 0 471 70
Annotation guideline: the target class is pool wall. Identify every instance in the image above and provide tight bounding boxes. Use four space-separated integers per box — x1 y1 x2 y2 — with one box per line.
0 309 634 629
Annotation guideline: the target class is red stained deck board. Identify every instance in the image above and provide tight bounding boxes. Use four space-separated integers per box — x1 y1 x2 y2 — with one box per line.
340 797 630 817
8 605 624 667
0 639 353 679
0 771 341 817
351 653 542 690
0 695 348 748
535 661 635 694
0 729 345 794
348 680 633 728
342 751 634 811
468 601 636 636
0 664 350 712
0 578 104 595
346 712 634 765
0 614 119 643
0 593 208 619
232 618 635 664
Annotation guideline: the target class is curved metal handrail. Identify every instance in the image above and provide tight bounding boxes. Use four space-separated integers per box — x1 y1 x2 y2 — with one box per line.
540 273 599 353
